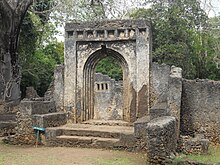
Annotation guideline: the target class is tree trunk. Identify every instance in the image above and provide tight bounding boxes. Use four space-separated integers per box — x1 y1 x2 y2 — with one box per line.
0 0 33 107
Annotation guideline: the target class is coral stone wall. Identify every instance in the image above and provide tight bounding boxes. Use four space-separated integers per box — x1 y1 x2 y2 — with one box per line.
150 63 170 107
181 79 220 144
94 73 123 120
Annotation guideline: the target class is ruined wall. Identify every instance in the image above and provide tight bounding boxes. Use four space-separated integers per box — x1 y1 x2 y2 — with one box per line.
44 65 64 112
0 114 16 137
5 100 57 144
150 63 182 137
94 73 123 120
181 79 220 144
150 63 170 107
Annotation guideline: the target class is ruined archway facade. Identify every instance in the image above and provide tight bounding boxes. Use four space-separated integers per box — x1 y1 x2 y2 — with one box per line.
64 20 151 123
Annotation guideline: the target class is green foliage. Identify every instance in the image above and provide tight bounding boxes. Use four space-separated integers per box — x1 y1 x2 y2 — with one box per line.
32 0 54 24
95 57 123 81
76 0 106 21
19 11 64 97
129 0 215 79
20 41 64 97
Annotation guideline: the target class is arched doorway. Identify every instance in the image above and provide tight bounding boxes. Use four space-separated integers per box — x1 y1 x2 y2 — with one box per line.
83 46 129 122
64 20 151 123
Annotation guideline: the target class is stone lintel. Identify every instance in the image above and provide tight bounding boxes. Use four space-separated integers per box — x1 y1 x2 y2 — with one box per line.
65 20 151 41
65 19 151 31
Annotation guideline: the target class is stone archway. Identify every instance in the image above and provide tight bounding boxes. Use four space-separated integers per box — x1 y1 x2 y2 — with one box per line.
64 20 151 123
83 47 129 121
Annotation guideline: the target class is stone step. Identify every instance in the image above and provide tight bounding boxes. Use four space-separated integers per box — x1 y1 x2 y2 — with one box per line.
82 120 133 126
60 124 134 138
46 124 135 149
63 128 121 138
54 135 120 148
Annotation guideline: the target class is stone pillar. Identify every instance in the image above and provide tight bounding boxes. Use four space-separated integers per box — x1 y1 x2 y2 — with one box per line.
64 32 77 123
53 65 64 112
167 66 182 138
146 116 177 164
135 27 151 119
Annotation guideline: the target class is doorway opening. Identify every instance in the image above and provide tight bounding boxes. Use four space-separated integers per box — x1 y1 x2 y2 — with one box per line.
83 47 129 122
94 56 123 120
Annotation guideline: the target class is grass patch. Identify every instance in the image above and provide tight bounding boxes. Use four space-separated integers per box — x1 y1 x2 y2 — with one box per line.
97 157 137 165
175 145 220 164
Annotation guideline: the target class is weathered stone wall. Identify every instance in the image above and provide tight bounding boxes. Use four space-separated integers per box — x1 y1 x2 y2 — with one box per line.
150 63 182 137
5 100 57 144
44 65 64 112
0 114 16 137
94 73 123 120
178 135 209 155
6 109 35 145
181 79 220 144
150 63 170 107
146 116 177 164
0 103 19 114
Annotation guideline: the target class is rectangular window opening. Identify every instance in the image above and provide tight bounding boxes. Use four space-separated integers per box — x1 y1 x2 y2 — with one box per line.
97 84 100 91
68 31 73 38
101 83 104 90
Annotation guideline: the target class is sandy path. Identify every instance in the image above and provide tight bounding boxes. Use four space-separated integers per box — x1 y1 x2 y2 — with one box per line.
0 140 146 165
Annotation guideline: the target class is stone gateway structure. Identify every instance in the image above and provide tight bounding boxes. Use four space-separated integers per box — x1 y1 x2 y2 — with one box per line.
64 20 151 123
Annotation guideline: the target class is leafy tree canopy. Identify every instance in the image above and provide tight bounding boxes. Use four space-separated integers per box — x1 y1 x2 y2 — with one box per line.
129 0 220 80
95 56 123 81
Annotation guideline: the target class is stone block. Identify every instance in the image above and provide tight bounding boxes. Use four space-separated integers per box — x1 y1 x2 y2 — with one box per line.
0 121 16 136
146 116 177 164
32 112 67 128
25 87 39 99
45 128 63 141
179 135 209 154
19 101 56 115
134 115 150 138
150 102 168 120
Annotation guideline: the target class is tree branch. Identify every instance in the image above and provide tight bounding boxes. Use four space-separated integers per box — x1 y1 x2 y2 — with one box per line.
0 0 13 18
16 0 33 16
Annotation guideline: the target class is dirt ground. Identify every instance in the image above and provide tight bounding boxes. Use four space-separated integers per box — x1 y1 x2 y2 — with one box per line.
0 139 147 165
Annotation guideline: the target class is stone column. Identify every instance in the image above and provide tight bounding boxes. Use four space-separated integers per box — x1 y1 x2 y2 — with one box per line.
167 66 182 138
53 65 64 112
135 27 151 119
64 32 77 123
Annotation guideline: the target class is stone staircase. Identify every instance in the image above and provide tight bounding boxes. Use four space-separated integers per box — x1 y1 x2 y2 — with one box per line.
46 120 135 150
